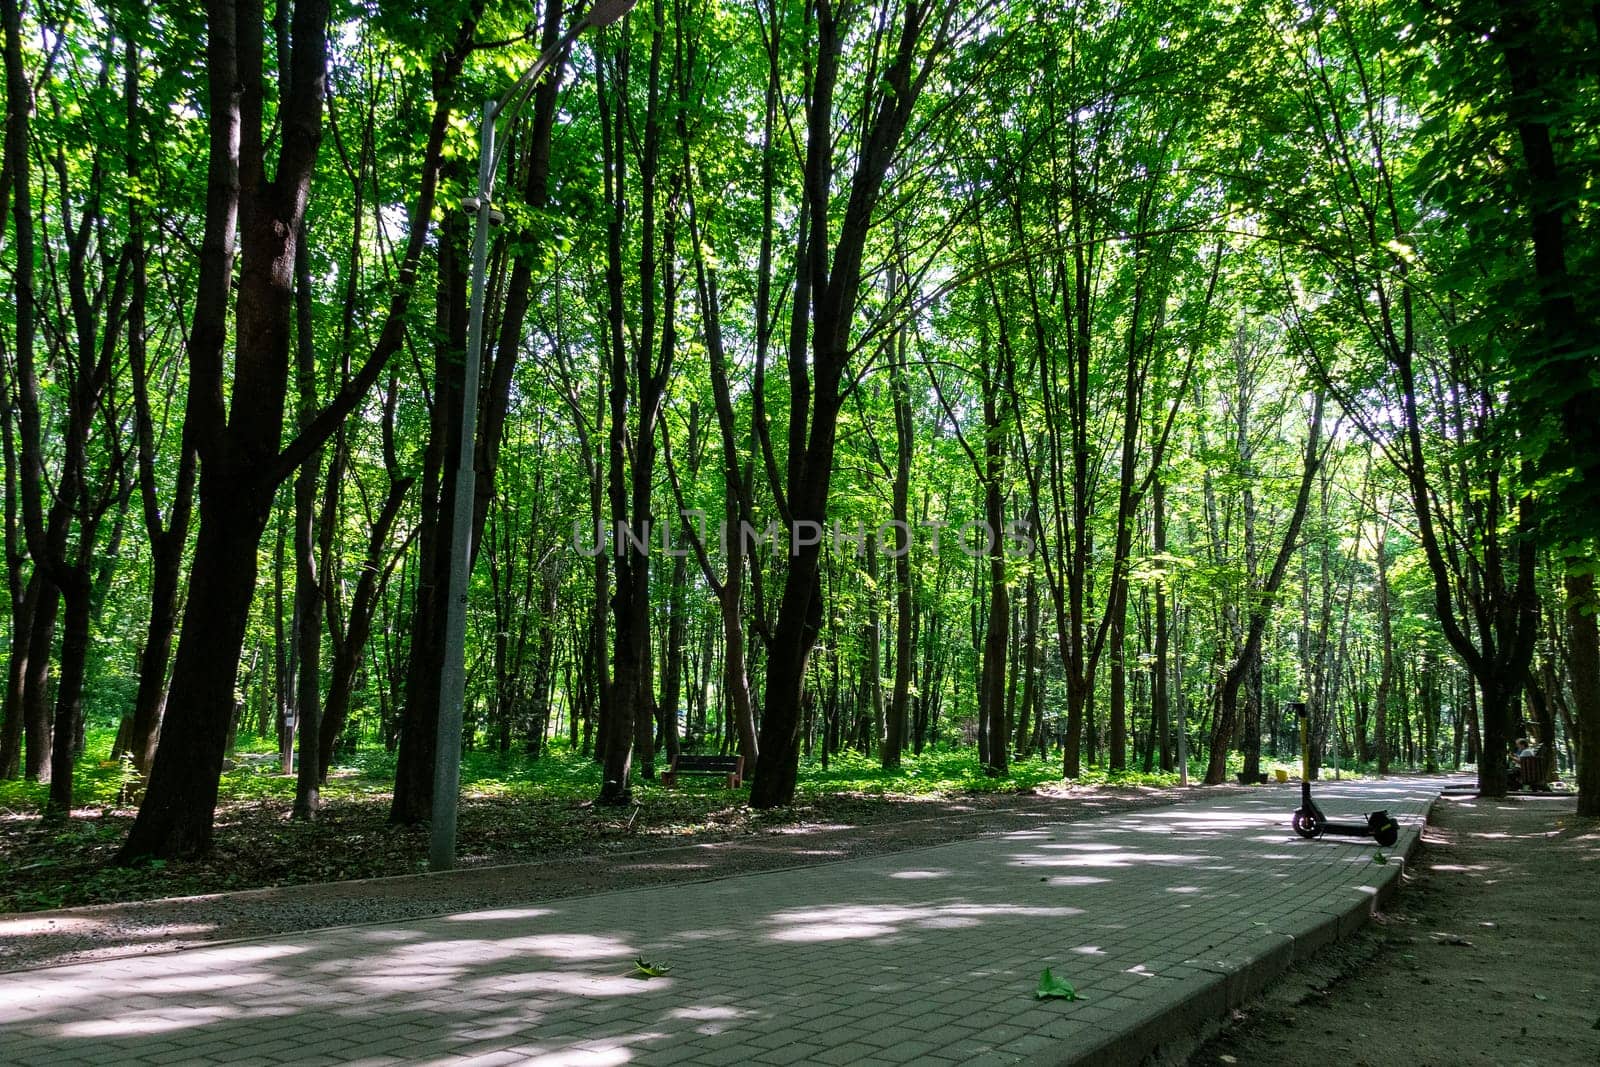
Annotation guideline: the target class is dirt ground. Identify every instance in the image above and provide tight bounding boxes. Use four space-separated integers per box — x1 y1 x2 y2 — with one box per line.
1191 793 1600 1066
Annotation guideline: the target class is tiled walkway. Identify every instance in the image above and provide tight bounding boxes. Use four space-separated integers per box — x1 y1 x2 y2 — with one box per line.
0 778 1440 1066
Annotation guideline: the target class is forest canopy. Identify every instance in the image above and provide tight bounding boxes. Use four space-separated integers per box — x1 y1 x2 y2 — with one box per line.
0 0 1595 862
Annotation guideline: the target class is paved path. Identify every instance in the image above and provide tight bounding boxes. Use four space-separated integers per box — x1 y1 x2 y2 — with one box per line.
0 778 1441 1066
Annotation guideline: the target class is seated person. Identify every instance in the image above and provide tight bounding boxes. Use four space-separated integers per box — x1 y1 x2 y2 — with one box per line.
1516 739 1549 792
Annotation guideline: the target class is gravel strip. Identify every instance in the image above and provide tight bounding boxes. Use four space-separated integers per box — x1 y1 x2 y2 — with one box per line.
0 783 1246 973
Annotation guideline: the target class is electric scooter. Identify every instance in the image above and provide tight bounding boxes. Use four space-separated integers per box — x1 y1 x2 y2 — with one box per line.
1288 701 1399 847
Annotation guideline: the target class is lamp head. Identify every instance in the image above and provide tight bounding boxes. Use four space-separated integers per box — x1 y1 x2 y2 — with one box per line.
586 0 638 29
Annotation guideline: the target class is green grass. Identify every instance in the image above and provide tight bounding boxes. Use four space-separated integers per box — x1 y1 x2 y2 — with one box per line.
794 747 1182 796
0 730 1388 914
0 728 135 811
0 733 602 812
0 727 1367 819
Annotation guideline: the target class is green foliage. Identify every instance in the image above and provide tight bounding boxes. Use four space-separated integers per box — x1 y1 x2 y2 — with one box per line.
2 0 1583 865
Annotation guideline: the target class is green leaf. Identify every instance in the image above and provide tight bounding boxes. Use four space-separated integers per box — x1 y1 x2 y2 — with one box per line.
1372 851 1388 864
1034 968 1082 1001
631 958 672 979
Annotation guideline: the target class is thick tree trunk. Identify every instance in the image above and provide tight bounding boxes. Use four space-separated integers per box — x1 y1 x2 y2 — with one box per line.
122 493 274 856
1235 329 1262 781
1566 570 1599 816
0 0 29 783
1493 0 1600 541
118 0 338 860
129 528 187 774
21 576 58 781
1241 651 1263 781
0 569 39 779
45 574 91 813
3 0 52 787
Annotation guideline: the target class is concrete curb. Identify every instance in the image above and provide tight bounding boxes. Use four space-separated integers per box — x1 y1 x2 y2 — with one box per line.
1048 791 1438 1066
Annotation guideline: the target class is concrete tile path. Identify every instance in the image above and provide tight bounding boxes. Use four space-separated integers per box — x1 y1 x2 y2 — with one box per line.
0 777 1441 1066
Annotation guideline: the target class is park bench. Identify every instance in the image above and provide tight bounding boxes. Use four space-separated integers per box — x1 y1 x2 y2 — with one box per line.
1518 746 1553 792
662 753 744 789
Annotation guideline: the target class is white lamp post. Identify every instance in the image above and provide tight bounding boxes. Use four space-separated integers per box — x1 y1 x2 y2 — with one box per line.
431 0 639 872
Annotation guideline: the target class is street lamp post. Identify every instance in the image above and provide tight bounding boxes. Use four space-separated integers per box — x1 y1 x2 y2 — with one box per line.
431 0 639 872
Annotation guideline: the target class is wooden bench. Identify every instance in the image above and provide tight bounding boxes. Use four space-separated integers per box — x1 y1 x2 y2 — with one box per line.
662 753 744 789
1519 749 1552 792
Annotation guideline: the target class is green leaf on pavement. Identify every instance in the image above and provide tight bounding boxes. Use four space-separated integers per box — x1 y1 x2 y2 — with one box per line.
1035 968 1082 1001
631 958 672 979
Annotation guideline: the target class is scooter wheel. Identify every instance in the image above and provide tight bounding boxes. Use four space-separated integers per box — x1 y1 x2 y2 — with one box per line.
1292 810 1323 839
1369 812 1399 848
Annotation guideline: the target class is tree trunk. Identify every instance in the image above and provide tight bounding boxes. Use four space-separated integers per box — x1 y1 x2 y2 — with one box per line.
1204 394 1324 785
751 0 950 808
45 572 91 813
1566 570 1599 816
596 47 639 803
20 569 58 781
120 0 347 860
320 463 412 782
1015 568 1040 759
865 536 886 758
1153 477 1171 771
1374 517 1394 775
979 367 1008 777
291 234 324 822
0 569 39 780
124 29 197 777
124 489 277 855
885 300 914 770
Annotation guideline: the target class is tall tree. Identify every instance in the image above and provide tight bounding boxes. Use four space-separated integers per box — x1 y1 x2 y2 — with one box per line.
751 0 970 808
122 0 474 858
1204 393 1325 785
